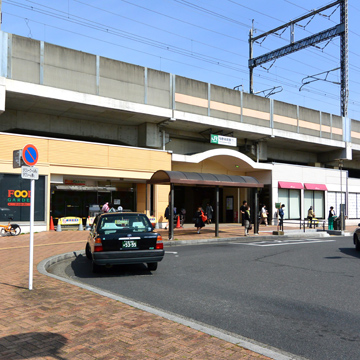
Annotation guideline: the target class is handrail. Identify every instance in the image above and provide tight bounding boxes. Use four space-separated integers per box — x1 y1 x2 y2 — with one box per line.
274 218 329 232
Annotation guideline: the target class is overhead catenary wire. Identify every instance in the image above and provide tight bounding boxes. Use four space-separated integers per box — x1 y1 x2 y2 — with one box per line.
5 0 356 79
5 9 358 111
2 0 360 116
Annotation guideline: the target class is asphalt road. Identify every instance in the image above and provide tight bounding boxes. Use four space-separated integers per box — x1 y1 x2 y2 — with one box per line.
51 236 360 360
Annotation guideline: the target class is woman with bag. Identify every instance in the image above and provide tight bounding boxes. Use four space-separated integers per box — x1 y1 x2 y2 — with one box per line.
194 206 206 234
307 206 315 228
259 205 268 226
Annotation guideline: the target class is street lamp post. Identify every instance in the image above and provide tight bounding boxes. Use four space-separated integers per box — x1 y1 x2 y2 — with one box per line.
339 160 343 234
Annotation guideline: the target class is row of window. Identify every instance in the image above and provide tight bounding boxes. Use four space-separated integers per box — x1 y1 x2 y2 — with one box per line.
278 189 325 220
278 189 360 220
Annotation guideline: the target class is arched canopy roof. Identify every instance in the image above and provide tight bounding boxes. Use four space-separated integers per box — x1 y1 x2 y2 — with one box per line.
148 170 263 188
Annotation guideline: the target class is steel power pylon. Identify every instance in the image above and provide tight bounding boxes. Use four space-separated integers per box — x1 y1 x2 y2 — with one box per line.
248 0 348 117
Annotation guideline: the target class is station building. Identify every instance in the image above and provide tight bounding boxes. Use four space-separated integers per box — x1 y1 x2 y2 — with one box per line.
0 31 359 232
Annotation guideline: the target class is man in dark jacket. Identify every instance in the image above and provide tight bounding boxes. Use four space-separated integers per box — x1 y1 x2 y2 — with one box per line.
240 200 247 226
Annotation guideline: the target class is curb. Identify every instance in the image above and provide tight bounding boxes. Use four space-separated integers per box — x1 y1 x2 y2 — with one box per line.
37 252 303 360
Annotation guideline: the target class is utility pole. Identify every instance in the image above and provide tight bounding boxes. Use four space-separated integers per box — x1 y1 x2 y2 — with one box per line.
249 20 254 94
340 0 349 117
248 0 348 117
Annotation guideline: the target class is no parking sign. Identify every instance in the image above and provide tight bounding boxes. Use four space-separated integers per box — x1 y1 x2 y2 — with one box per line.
20 144 39 291
22 144 39 166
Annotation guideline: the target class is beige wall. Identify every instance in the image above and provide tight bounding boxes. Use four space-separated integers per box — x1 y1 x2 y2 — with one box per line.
155 184 170 224
137 183 147 214
0 134 170 173
0 133 171 228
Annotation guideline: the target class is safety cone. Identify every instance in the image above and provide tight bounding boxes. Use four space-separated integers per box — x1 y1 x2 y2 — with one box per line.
50 216 55 231
176 215 181 228
85 216 91 230
56 222 62 232
78 221 84 231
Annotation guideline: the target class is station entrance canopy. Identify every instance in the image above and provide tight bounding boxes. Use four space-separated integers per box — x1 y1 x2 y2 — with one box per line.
148 170 263 240
148 170 263 188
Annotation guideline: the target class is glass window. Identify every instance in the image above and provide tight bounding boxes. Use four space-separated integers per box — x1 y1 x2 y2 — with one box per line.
278 189 300 220
327 192 336 214
278 189 288 219
98 213 152 234
0 174 45 221
314 191 324 219
348 193 356 219
304 191 313 219
289 190 300 219
305 190 324 219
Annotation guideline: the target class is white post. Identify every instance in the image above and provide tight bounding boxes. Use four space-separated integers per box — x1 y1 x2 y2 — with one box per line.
339 160 343 234
29 178 35 290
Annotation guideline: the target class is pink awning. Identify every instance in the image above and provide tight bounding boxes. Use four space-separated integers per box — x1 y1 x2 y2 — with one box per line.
278 181 303 189
304 183 328 191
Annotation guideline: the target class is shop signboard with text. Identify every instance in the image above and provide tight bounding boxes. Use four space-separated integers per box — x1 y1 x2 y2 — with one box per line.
0 174 45 221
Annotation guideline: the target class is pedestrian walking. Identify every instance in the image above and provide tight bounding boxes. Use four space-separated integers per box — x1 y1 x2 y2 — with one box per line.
328 206 336 230
180 208 186 227
164 205 170 229
240 200 247 226
259 204 268 225
205 203 213 224
277 204 285 231
101 202 110 213
307 206 315 228
194 206 206 234
244 205 251 236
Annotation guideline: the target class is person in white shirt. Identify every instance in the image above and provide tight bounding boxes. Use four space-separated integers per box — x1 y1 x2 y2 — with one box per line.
259 205 268 226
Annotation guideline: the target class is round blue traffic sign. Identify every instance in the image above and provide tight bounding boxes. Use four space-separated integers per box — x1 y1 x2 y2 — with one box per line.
22 144 39 166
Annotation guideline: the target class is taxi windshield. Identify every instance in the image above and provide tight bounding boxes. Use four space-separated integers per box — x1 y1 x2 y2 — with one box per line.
98 214 152 234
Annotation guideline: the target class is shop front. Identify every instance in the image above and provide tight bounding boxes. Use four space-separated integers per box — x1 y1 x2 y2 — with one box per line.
0 173 47 230
51 178 138 223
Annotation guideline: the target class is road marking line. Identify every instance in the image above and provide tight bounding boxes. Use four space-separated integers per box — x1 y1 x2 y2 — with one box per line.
235 239 336 247
165 251 178 254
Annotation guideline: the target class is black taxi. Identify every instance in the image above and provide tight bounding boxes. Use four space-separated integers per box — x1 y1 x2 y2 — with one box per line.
85 212 164 273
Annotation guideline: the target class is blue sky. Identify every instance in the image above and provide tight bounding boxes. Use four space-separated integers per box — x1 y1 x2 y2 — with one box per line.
2 0 359 120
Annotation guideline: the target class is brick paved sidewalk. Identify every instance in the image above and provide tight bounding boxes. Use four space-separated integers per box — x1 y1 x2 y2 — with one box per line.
0 230 272 360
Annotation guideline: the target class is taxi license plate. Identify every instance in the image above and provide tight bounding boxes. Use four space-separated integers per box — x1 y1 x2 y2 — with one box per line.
122 240 137 248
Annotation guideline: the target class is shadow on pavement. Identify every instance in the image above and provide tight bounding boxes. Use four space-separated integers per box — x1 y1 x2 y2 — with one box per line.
0 332 67 359
338 247 360 259
0 282 28 290
70 253 153 278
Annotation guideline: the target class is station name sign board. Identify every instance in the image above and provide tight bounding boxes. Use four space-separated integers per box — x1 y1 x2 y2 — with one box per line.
210 134 237 147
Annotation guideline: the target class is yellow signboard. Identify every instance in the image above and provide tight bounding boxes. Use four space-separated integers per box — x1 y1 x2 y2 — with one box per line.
59 216 82 225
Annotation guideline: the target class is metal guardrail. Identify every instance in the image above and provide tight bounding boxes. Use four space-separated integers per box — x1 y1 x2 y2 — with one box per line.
273 219 327 232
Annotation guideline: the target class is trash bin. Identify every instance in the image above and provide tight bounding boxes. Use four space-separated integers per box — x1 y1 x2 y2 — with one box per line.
328 216 336 230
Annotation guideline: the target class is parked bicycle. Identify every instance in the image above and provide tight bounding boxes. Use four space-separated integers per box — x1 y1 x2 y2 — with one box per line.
0 218 21 236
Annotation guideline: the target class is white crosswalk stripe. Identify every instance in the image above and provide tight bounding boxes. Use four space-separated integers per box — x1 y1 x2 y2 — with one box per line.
235 239 336 247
